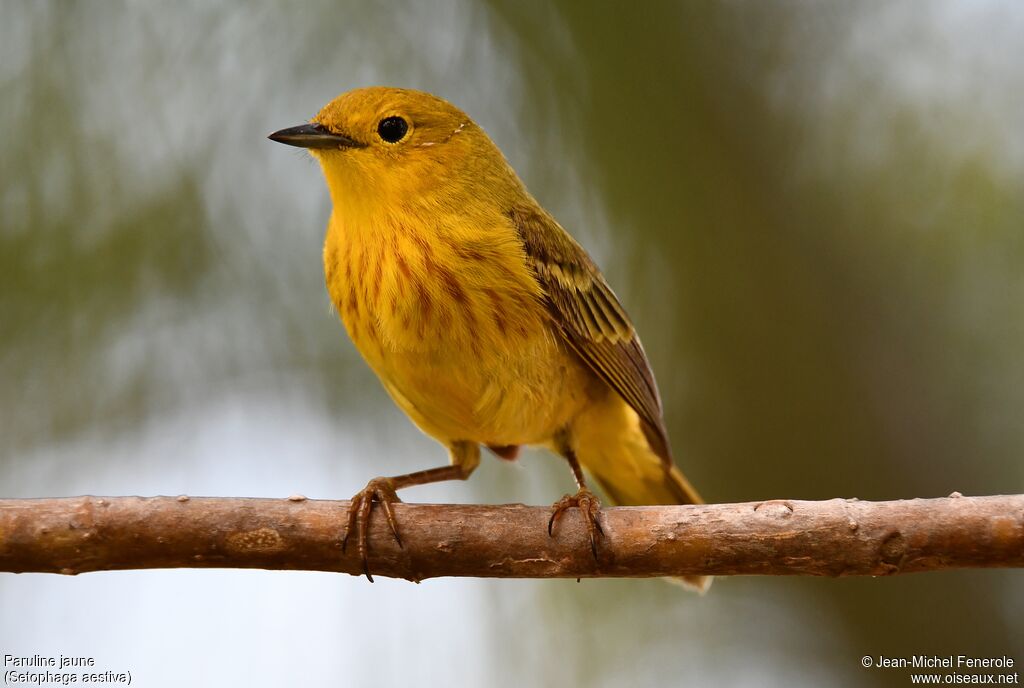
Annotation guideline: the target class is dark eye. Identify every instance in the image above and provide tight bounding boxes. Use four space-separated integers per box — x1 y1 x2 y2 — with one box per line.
377 116 408 143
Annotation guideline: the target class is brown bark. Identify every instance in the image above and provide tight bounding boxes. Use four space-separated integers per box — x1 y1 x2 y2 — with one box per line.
0 495 1022 580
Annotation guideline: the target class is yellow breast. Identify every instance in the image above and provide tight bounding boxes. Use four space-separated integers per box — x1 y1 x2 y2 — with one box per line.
322 208 594 446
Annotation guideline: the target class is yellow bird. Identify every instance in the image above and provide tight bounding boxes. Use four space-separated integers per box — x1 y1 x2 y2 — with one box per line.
270 87 708 590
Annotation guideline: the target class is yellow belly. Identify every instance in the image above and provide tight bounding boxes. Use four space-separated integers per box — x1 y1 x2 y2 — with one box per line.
323 213 598 448
380 335 599 445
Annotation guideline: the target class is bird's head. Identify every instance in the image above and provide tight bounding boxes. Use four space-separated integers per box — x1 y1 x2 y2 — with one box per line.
270 87 515 210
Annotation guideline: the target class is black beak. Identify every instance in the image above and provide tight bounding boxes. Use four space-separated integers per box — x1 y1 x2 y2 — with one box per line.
267 123 362 149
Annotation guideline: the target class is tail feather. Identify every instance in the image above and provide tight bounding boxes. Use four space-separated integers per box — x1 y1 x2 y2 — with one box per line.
592 467 711 593
574 396 711 592
594 462 704 508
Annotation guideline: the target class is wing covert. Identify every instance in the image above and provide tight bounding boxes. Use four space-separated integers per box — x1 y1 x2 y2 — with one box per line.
510 205 673 464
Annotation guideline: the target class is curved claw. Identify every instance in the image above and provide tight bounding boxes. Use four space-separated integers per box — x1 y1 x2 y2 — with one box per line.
341 477 403 582
547 507 561 536
547 488 604 560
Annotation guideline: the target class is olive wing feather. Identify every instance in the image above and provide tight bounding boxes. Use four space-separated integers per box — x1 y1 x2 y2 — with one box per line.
510 205 673 465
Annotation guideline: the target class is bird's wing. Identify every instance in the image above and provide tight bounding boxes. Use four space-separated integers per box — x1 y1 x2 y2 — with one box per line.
510 204 673 464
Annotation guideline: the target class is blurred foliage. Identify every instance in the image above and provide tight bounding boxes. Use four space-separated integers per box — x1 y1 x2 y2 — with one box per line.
492 1 1024 505
0 5 214 450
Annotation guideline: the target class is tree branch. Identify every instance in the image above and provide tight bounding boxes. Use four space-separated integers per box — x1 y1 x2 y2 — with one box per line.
1 495 1021 580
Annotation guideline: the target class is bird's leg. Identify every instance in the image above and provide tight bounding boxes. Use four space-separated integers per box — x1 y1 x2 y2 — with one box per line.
342 441 479 581
548 446 604 559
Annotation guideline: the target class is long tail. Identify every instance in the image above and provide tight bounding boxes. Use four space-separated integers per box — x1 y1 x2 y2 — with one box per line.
572 395 711 592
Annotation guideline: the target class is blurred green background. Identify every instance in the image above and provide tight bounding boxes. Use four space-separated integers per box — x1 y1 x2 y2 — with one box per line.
2 1 1022 686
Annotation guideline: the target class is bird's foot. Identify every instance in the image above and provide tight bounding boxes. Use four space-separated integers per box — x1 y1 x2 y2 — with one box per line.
548 487 604 559
341 477 403 582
